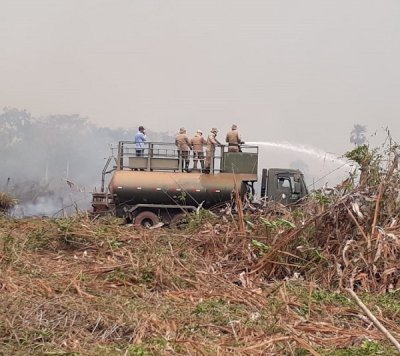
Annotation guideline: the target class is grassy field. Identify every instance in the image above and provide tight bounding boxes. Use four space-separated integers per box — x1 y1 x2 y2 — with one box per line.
0 213 399 355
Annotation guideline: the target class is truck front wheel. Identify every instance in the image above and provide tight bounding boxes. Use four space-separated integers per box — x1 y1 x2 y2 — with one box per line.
134 211 160 228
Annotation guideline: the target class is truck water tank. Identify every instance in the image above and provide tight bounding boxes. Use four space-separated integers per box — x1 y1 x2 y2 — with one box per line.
109 170 246 208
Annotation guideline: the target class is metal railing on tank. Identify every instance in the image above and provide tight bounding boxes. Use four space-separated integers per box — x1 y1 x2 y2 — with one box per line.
220 144 259 175
116 141 258 174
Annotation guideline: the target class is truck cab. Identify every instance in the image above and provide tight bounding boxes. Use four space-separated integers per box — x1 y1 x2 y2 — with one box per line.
261 168 308 205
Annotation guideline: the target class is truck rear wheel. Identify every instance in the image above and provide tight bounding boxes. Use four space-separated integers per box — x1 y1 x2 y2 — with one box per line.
134 211 160 228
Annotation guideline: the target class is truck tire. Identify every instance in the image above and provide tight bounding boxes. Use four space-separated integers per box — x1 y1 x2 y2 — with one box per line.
134 211 160 228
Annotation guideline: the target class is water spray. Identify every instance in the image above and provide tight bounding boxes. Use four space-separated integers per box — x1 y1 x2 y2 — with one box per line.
247 141 350 166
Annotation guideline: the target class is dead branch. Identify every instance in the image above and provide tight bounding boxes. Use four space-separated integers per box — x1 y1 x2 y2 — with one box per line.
345 288 400 352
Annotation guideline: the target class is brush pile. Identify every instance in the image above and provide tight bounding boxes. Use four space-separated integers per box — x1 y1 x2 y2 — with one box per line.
0 144 399 354
243 143 400 293
0 192 17 213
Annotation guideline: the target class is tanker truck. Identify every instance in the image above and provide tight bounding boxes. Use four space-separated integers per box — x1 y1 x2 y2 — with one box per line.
92 141 308 227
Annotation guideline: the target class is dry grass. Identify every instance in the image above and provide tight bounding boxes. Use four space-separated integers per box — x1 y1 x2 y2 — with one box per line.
0 144 399 354
0 213 399 355
0 192 17 212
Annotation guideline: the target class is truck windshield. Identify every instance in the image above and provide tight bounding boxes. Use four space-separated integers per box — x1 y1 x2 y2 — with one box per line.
277 177 292 191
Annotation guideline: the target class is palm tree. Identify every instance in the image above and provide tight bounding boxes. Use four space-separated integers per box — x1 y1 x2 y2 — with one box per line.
350 124 367 146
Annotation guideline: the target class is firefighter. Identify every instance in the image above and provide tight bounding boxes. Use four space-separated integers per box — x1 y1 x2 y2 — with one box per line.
226 124 244 152
175 127 192 172
205 128 221 173
190 129 206 170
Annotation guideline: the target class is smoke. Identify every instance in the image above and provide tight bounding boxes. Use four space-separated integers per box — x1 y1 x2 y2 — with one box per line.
12 195 69 218
0 107 173 216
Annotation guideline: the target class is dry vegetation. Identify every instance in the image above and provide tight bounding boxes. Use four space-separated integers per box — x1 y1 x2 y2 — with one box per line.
0 144 399 355
0 192 17 213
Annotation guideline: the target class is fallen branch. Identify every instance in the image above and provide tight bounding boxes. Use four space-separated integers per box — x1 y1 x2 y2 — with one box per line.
345 288 400 352
72 280 96 300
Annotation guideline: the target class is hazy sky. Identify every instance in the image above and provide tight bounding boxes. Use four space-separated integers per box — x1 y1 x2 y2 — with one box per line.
1 0 399 153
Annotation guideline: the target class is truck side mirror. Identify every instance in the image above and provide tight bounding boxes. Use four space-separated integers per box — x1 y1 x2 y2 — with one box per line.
294 181 301 194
